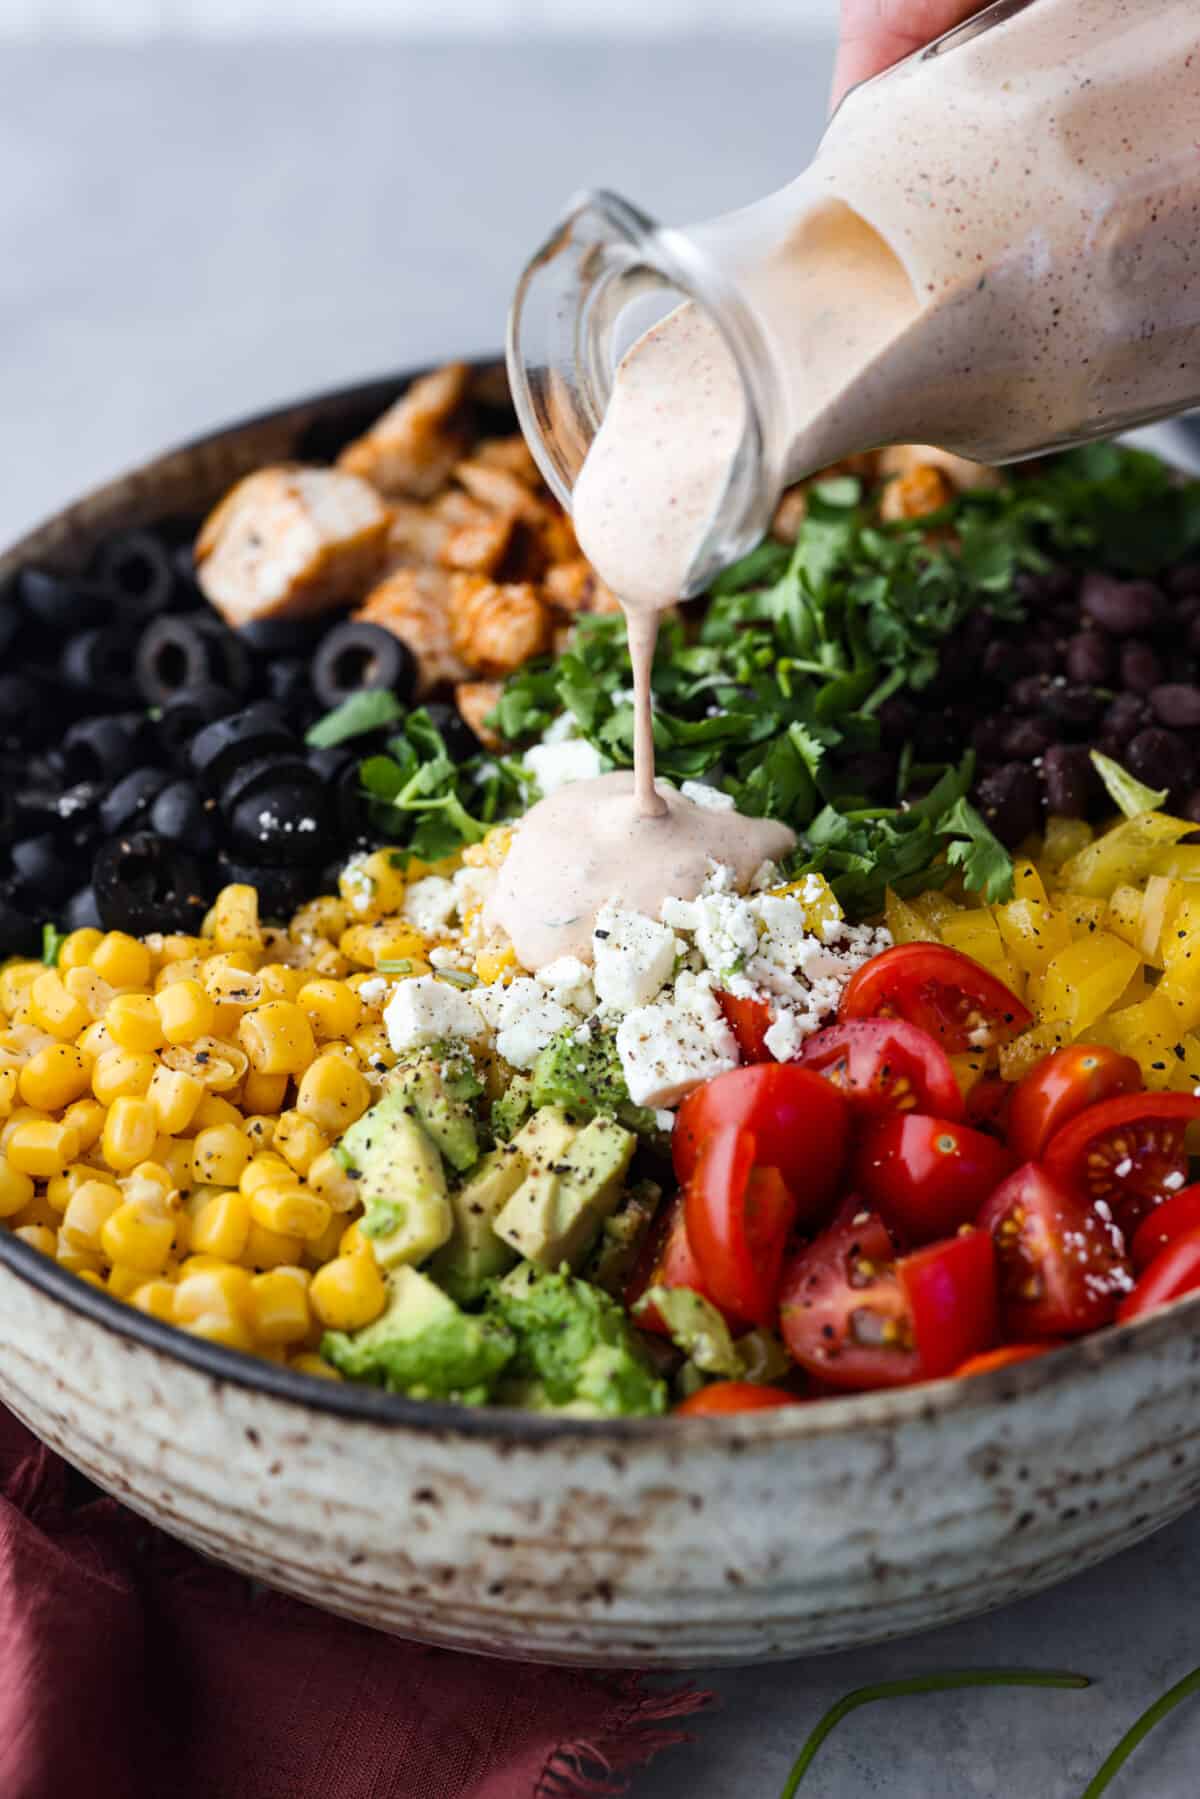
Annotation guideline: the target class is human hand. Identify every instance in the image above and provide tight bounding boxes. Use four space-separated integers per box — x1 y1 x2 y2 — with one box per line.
831 0 989 108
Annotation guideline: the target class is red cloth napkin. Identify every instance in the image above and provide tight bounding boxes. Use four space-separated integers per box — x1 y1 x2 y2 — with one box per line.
0 1408 710 1799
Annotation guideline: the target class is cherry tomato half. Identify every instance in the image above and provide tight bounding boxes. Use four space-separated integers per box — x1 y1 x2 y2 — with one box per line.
1118 1224 1200 1324
955 1343 1053 1378
896 1228 998 1380
965 1072 1013 1141
624 1193 713 1336
1041 1091 1200 1237
779 1203 918 1391
799 1019 964 1120
684 1126 799 1327
673 1065 850 1226
977 1162 1131 1337
854 1113 1013 1244
1008 1045 1142 1163
838 942 1032 1053
675 1381 803 1416
1130 1183 1200 1272
716 990 774 1063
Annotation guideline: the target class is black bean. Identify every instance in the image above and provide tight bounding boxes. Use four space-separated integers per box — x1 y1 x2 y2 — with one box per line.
59 625 141 703
1026 642 1061 677
1011 675 1049 712
189 702 294 792
91 831 208 935
92 531 175 622
976 762 1042 847
1042 680 1102 729
875 697 918 746
1119 641 1163 694
1016 567 1076 606
1081 573 1165 636
16 567 108 632
1148 684 1200 730
842 752 898 800
1039 744 1092 817
1127 727 1196 793
1064 631 1113 685
99 767 171 836
971 717 1010 763
982 640 1030 684
1178 789 1200 826
310 622 417 711
1003 717 1056 760
156 684 238 764
61 716 142 785
150 780 217 852
10 833 77 907
1168 564 1200 599
1101 693 1146 747
0 889 39 958
423 700 484 763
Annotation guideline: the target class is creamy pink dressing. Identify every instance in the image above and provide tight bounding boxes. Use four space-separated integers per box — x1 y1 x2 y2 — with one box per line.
499 0 1200 969
485 771 794 969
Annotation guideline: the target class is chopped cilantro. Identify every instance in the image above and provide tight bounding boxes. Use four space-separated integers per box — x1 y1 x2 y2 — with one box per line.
306 688 406 748
41 923 68 966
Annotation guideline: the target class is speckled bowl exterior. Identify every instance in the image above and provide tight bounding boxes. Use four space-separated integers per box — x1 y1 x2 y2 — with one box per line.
3 372 1200 1667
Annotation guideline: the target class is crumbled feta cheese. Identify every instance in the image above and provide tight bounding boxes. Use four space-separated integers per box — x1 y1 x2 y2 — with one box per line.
542 711 581 745
356 977 388 1005
490 977 573 1070
402 875 457 936
616 971 740 1107
680 780 736 813
339 853 375 914
763 1009 807 1062
750 859 781 892
429 944 472 971
524 738 604 796
451 864 494 913
592 904 678 1012
536 954 595 1013
654 1108 675 1133
384 975 485 1053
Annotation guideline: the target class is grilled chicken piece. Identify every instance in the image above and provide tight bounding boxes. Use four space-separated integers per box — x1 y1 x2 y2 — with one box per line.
355 566 470 695
455 680 505 751
194 466 389 627
447 575 553 676
338 363 471 500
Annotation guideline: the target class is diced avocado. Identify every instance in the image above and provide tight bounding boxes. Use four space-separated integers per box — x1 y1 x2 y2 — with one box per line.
495 1113 635 1270
490 1073 533 1142
491 1376 611 1419
340 1089 452 1268
511 1103 581 1164
391 1049 481 1172
529 1024 660 1137
427 1143 527 1305
633 1286 744 1377
582 1179 662 1298
322 1265 514 1402
487 1264 666 1417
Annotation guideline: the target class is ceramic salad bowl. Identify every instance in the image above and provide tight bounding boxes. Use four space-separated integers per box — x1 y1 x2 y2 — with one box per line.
3 369 1200 1668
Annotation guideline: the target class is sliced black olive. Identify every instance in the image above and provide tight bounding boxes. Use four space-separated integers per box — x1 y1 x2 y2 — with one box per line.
422 700 481 763
216 855 313 918
189 701 294 792
227 779 330 866
0 888 39 958
10 832 78 907
92 531 175 622
220 753 320 814
16 567 109 633
60 625 141 703
0 674 54 749
236 615 331 658
135 616 232 705
305 746 367 845
92 831 208 934
99 767 171 836
149 779 217 853
266 658 314 716
0 587 20 661
310 621 416 709
61 716 143 785
155 683 238 764
63 886 103 932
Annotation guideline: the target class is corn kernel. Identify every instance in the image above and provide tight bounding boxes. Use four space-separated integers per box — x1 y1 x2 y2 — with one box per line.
12 1190 60 1232
213 884 263 956
154 978 216 1045
160 1037 248 1092
309 1251 386 1330
240 1069 289 1114
61 1178 123 1251
191 1123 250 1187
290 1352 341 1380
74 1266 106 1287
240 1151 293 1197
104 992 165 1054
147 1065 204 1135
190 1189 251 1261
100 1096 158 1172
62 1097 106 1150
18 1043 91 1111
238 1001 315 1076
303 1209 346 1266
131 1279 177 1322
296 1052 371 1135
57 927 103 972
249 1183 331 1242
100 1195 176 1275
90 931 152 990
181 1312 256 1352
243 1219 305 1270
297 977 361 1041
77 1020 114 1060
0 962 43 1015
242 1114 276 1153
29 971 90 1040
290 895 348 943
338 848 407 924
339 1221 368 1257
203 960 264 1013
308 1147 360 1213
63 966 115 1019
191 1093 244 1133
47 1162 116 1214
0 1066 17 1119
174 1262 252 1317
272 1110 329 1178
15 1224 57 1256
0 1154 35 1218
92 1048 158 1105
475 942 517 984
7 1119 81 1178
258 964 306 1003
0 1107 41 1150
121 1161 177 1206
351 1026 396 1074
247 1266 311 1345
155 955 206 991
154 1135 195 1192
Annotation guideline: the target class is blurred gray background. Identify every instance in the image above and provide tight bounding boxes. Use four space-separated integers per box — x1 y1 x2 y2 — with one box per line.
3 6 1200 1796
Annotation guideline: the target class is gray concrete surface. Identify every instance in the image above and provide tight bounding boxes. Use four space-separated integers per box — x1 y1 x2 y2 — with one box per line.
4 36 1200 1799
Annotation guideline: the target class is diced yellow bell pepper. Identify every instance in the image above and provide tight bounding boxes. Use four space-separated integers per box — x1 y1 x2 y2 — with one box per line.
1012 859 1052 906
1105 884 1144 952
1038 932 1141 1035
1106 992 1187 1089
769 872 843 939
998 1020 1073 1082
910 891 962 931
948 1051 987 1101
939 912 1027 1001
1136 875 1184 965
994 898 1073 978
1057 811 1195 899
1148 845 1200 882
1054 896 1109 936
1041 816 1094 873
884 889 930 945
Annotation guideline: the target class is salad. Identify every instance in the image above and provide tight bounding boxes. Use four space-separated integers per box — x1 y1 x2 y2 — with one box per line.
5 363 1200 1417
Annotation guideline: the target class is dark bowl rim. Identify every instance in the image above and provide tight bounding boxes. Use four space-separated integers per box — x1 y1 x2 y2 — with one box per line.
2 361 1198 1447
